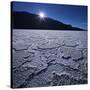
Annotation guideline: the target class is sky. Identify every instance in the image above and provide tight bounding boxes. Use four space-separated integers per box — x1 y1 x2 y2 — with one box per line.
12 1 87 30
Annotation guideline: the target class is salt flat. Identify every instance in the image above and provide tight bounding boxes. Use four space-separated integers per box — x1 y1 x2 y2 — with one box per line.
12 30 88 88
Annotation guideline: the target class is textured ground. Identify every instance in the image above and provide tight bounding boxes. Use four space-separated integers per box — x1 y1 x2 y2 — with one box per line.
12 30 88 88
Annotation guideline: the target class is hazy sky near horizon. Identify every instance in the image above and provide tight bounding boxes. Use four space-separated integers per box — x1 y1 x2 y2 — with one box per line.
12 1 87 30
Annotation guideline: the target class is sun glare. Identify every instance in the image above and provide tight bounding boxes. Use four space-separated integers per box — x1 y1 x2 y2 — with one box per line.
39 12 45 18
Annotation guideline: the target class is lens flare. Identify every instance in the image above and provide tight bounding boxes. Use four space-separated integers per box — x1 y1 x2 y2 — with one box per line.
39 12 45 18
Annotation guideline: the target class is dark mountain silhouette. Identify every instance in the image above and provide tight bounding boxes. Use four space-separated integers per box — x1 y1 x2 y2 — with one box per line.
12 11 84 30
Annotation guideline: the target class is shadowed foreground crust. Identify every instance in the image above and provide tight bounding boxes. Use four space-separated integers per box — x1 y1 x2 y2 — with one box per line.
12 30 88 88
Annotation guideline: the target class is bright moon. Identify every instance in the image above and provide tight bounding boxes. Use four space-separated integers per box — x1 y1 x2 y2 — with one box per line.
39 12 45 18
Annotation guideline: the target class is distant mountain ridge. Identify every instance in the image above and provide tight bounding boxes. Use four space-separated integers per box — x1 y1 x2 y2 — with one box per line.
12 11 85 30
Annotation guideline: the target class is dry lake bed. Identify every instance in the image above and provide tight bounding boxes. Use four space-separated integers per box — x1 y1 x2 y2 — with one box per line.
12 30 88 88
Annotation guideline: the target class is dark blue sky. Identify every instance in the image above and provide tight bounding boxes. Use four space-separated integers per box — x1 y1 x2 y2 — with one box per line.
12 1 87 30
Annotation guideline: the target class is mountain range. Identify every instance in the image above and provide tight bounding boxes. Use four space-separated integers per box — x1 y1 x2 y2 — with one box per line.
12 11 85 30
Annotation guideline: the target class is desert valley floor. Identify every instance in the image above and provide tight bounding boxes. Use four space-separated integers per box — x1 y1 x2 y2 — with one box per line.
12 30 88 88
